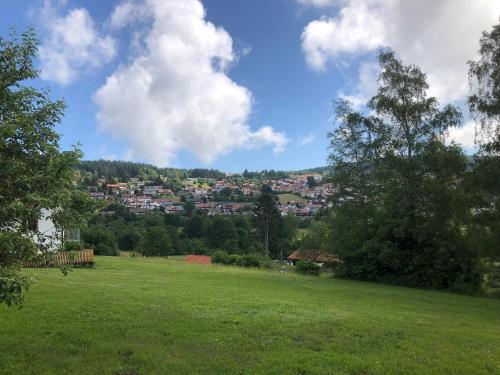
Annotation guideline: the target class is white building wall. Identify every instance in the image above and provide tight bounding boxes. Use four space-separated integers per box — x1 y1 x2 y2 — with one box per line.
34 208 61 251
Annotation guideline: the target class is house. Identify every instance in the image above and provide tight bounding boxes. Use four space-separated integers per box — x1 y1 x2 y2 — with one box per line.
106 184 121 194
143 186 162 196
32 208 80 251
294 208 311 218
89 191 105 200
195 203 215 212
287 249 341 267
163 205 185 214
222 203 243 214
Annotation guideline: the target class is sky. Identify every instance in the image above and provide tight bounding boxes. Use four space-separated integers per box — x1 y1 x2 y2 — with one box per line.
1 0 499 172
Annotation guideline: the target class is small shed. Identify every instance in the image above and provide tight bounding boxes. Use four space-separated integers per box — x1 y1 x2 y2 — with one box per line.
287 249 341 267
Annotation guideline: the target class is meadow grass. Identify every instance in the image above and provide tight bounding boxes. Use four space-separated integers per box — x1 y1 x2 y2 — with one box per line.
1 256 499 375
278 193 308 204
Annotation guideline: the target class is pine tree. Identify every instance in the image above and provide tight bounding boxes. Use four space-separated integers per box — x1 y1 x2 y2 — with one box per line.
253 185 281 258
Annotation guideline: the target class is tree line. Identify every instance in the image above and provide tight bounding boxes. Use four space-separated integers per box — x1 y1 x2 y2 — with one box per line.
80 186 299 260
304 22 500 294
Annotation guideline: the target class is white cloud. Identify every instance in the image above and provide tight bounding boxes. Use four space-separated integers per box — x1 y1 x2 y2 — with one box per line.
108 1 136 29
301 2 387 71
299 134 315 145
446 121 476 151
38 0 116 85
247 126 287 154
94 0 287 167
338 60 380 109
297 0 336 7
300 0 500 103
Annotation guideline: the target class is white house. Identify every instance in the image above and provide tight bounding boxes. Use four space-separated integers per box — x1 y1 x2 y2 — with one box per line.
32 209 79 251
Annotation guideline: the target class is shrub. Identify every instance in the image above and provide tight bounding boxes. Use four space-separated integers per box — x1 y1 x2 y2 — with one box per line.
212 251 270 268
63 241 83 252
254 254 272 268
240 253 262 268
484 262 500 288
211 250 230 264
241 253 272 268
296 260 321 276
228 254 243 265
82 226 118 256
95 242 118 256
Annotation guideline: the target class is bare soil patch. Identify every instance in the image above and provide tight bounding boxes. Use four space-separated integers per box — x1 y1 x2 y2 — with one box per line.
184 255 212 264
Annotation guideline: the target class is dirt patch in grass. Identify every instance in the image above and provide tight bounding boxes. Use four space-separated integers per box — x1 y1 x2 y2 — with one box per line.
185 255 212 265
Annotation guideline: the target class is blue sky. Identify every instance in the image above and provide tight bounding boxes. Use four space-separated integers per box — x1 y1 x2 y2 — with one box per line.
2 1 498 171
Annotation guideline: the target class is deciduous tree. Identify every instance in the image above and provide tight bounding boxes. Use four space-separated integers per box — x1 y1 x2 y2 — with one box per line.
0 29 93 306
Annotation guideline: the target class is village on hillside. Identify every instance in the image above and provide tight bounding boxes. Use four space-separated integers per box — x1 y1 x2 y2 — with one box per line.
86 172 335 218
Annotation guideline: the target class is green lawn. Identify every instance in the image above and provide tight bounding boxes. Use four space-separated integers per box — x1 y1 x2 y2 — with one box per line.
278 193 308 204
1 257 499 375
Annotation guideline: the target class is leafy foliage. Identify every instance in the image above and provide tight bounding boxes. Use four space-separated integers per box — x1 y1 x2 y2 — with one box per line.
467 19 500 266
468 18 500 153
326 49 481 290
140 227 172 257
0 29 94 306
81 226 118 256
212 250 269 268
295 260 321 276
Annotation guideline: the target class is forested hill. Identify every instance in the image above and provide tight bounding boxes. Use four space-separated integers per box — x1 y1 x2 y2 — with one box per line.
291 166 332 175
78 160 231 181
77 160 317 181
78 160 187 181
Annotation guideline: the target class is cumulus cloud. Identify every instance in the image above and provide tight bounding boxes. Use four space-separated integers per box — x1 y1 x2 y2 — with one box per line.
300 0 500 103
108 1 136 29
446 121 476 151
338 61 380 109
301 2 387 71
299 134 315 146
94 0 287 166
38 0 116 85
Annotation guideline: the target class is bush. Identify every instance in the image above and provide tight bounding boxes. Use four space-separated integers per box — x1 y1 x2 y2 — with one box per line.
240 253 262 268
183 239 209 255
295 260 321 276
211 250 230 264
63 241 83 252
239 253 272 268
228 254 243 265
256 254 272 269
212 251 270 268
95 242 118 256
82 226 118 256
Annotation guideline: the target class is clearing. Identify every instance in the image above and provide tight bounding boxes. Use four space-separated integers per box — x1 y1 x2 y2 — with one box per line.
277 193 308 204
0 256 499 374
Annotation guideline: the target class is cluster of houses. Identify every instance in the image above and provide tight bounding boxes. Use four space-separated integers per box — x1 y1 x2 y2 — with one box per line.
280 202 326 218
87 174 333 218
269 174 334 199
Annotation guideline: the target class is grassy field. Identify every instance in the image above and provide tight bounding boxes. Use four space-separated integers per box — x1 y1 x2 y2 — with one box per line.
1 257 499 375
278 193 308 204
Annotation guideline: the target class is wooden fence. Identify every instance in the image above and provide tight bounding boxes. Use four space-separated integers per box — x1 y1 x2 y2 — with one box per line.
23 249 94 268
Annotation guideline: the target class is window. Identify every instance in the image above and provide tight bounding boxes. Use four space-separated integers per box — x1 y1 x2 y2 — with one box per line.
64 228 80 242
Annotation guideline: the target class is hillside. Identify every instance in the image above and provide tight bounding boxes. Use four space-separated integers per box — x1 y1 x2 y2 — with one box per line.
77 159 330 181
1 257 499 375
